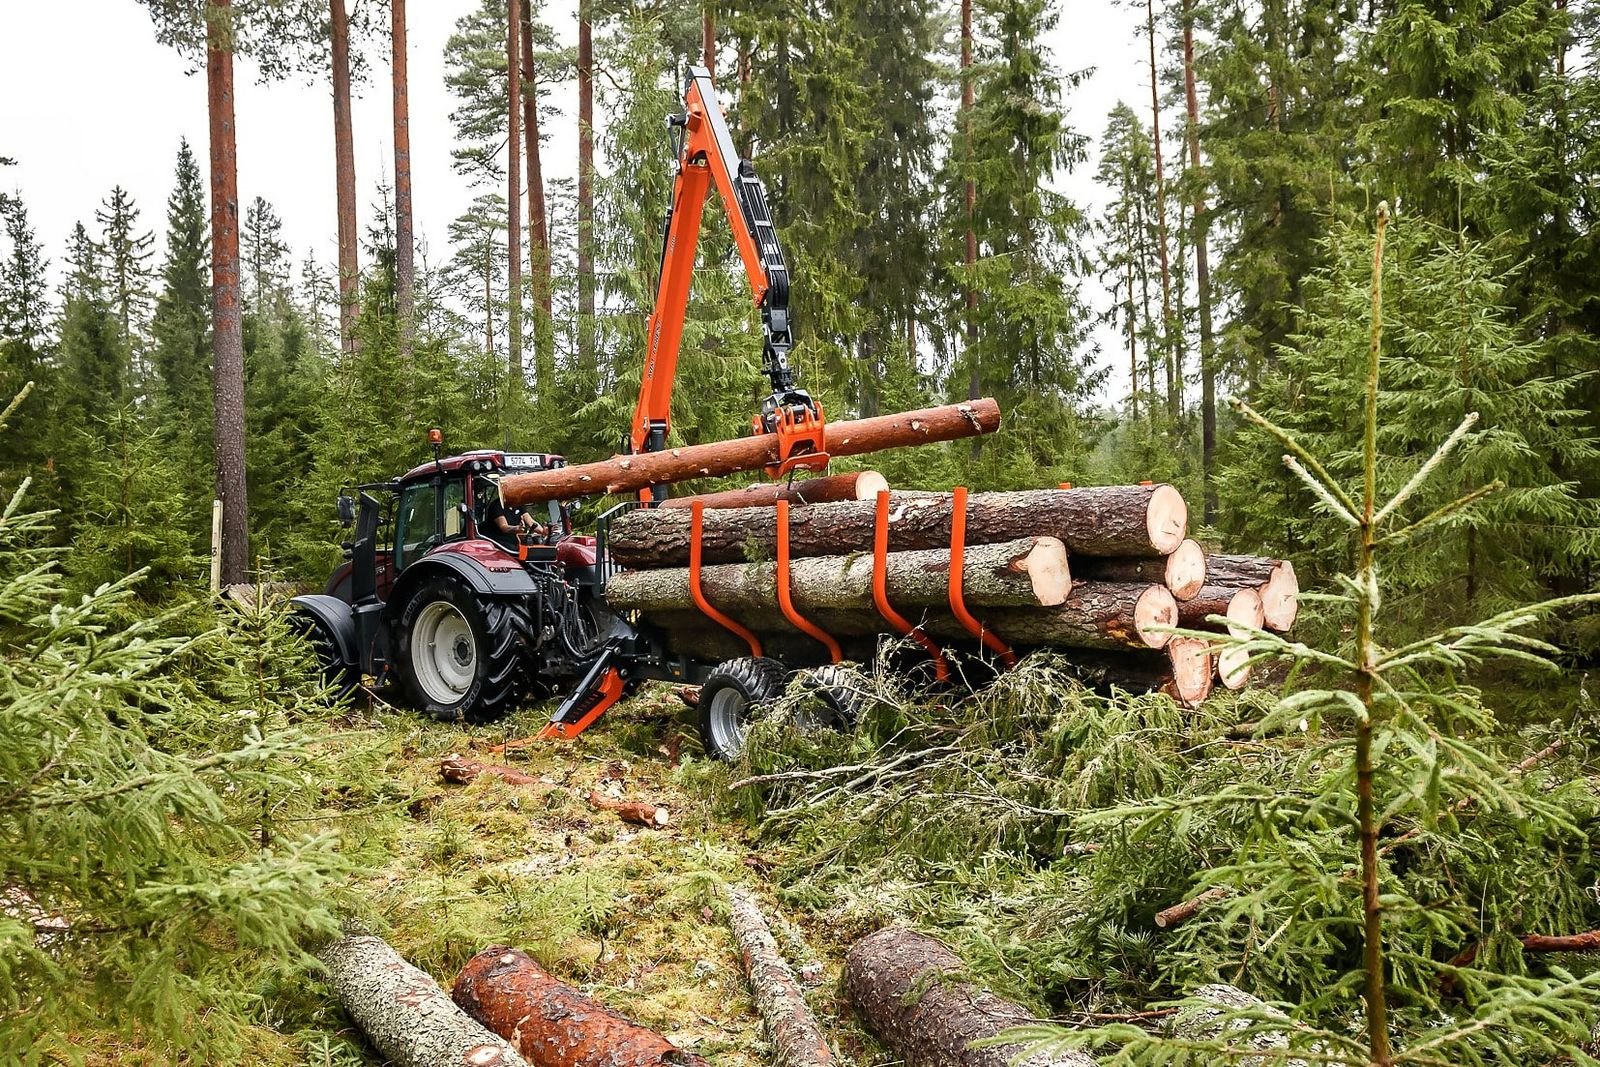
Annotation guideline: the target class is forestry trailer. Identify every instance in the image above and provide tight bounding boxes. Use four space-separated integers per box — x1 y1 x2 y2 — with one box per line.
291 68 1256 759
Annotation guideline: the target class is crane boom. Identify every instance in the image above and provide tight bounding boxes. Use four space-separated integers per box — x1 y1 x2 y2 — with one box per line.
630 66 825 496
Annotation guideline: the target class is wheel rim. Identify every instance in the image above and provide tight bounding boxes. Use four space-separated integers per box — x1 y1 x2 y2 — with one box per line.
412 601 476 705
706 686 750 757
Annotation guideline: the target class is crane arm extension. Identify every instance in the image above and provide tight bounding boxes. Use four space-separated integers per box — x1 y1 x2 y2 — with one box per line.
630 65 810 464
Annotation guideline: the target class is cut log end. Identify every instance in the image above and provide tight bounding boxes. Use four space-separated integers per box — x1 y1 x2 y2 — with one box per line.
853 470 889 500
1261 560 1299 631
1022 536 1072 607
1147 484 1189 555
1165 637 1214 707
1217 646 1253 690
1165 539 1207 600
1135 584 1180 649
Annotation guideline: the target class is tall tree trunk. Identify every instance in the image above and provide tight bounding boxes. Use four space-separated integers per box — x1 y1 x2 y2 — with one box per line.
1183 0 1216 523
392 0 415 365
1126 240 1139 420
506 0 523 410
577 0 595 370
702 3 715 74
519 2 551 336
961 0 978 404
1145 0 1176 422
206 0 249 586
331 0 359 356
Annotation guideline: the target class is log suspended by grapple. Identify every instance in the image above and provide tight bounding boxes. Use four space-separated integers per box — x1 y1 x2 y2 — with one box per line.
498 400 1001 505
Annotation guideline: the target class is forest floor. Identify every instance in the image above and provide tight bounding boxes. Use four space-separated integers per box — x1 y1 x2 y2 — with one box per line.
103 686 876 1066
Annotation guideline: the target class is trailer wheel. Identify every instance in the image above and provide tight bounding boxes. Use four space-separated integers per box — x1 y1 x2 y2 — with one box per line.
292 610 359 702
698 656 787 761
795 663 873 732
397 578 534 723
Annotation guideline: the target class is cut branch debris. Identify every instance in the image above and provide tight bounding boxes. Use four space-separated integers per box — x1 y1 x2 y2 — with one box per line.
724 885 836 1067
440 755 669 829
316 931 528 1067
844 926 1094 1067
452 945 709 1067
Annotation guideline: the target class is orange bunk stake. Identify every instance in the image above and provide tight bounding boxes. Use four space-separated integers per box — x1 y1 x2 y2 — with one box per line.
870 489 949 682
689 499 763 657
947 486 1017 667
774 499 842 663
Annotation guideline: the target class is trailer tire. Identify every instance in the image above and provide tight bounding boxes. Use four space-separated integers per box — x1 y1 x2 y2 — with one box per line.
697 656 787 761
795 663 872 732
397 577 535 723
292 609 360 703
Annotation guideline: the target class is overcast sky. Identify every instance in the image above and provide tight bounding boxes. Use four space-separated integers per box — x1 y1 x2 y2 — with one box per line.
1 1 1149 392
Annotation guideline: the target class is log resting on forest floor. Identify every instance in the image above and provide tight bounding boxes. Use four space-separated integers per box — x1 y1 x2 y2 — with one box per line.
606 485 1188 569
316 931 528 1067
452 945 709 1067
844 926 1094 1067
604 536 1072 616
500 400 1001 504
724 885 836 1066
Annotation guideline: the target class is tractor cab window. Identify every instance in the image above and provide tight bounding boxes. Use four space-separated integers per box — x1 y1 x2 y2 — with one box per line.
394 477 467 570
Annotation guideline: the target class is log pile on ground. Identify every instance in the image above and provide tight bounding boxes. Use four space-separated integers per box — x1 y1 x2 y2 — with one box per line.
603 482 1299 705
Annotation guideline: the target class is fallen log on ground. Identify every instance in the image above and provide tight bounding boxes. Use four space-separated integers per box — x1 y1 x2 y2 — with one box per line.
1155 886 1230 929
1178 585 1264 690
607 485 1188 568
659 470 888 510
844 926 1094 1067
1171 983 1313 1067
724 885 836 1067
440 755 670 829
453 946 708 1067
605 537 1071 615
1202 555 1298 632
500 400 1002 504
1074 538 1206 601
316 931 528 1067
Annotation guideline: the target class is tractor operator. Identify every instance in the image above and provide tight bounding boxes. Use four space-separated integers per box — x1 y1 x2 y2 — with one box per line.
477 475 548 550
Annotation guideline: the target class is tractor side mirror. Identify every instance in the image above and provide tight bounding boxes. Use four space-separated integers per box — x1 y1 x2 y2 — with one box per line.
336 494 356 527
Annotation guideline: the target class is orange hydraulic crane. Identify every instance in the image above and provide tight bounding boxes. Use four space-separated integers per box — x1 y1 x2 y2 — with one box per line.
629 65 827 502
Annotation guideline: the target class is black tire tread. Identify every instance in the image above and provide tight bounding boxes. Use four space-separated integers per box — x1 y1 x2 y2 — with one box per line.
796 662 873 729
697 656 787 760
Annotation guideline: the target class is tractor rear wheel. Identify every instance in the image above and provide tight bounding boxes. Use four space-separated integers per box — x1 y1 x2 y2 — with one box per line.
292 610 360 702
697 656 788 761
397 578 534 723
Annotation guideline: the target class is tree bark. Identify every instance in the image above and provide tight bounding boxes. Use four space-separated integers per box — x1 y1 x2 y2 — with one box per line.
519 0 552 375
392 0 415 364
1062 639 1212 706
844 927 1094 1067
207 2 249 586
501 400 1003 505
506 0 523 394
316 932 528 1067
453 947 708 1067
961 0 979 408
605 537 1071 615
1182 0 1218 523
331 0 359 356
1179 585 1262 689
1075 538 1205 600
586 790 669 828
576 0 594 370
725 885 836 1067
702 4 715 74
604 482 1184 568
659 470 887 510
1146 0 1176 421
1201 555 1298 631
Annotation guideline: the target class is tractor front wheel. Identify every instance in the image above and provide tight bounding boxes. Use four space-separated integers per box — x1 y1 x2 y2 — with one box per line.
397 578 533 723
697 656 788 761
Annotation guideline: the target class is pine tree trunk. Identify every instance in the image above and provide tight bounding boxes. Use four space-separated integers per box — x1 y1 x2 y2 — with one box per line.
316 932 527 1067
604 537 1071 615
961 0 979 413
725 886 836 1067
658 470 887 510
520 3 552 332
453 947 707 1067
576 1 595 370
331 0 360 356
844 927 1095 1067
392 0 415 364
1183 0 1217 522
604 483 1186 568
506 0 523 398
207 2 249 587
1075 538 1206 599
702 4 715 74
1146 0 1176 421
500 399 1003 505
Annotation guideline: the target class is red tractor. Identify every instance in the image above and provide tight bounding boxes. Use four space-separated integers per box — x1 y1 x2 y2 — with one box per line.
292 67 860 759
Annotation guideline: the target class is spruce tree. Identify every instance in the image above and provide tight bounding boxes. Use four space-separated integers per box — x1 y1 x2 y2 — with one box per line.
94 186 156 395
0 193 53 484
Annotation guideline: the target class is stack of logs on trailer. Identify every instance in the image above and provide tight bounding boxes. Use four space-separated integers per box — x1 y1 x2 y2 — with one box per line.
602 477 1300 706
